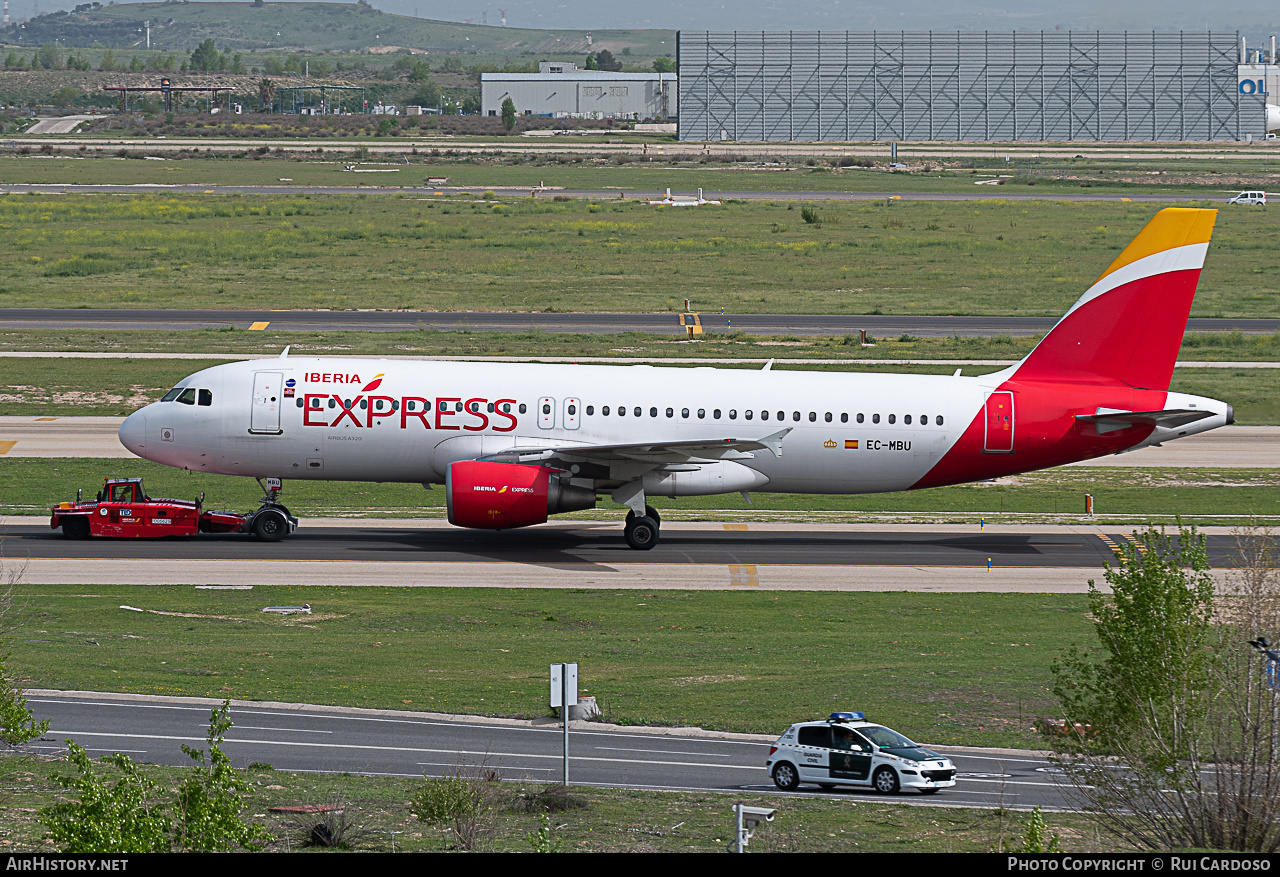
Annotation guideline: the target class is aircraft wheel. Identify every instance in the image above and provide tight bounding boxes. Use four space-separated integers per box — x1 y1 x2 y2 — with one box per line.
61 517 91 539
624 515 660 550
625 506 662 528
253 510 288 542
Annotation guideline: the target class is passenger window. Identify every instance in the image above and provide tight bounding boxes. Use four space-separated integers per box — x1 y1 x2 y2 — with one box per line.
792 411 800 422
343 399 352 409
393 400 399 411
487 402 495 413
375 399 384 411
360 399 368 410
650 407 658 417
502 403 510 413
666 407 674 418
697 409 705 419
857 413 864 423
518 403 526 414
888 414 896 424
797 727 831 748
542 403 551 414
808 412 816 422
633 407 641 417
713 409 721 419
619 406 626 416
760 410 769 421
936 415 944 426
729 409 737 420
567 404 576 415
825 412 832 422
603 406 611 415
841 413 848 423
682 408 690 418
745 410 753 420
295 398 303 408
328 399 336 409
904 414 911 425
920 414 926 424
176 388 196 405
198 389 213 407
872 414 880 424
777 411 785 421
586 405 594 415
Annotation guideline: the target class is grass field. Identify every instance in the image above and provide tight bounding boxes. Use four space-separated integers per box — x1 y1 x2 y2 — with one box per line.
0 191 1271 317
0 753 1106 852
6 584 1093 749
0 153 1262 198
6 457 1276 523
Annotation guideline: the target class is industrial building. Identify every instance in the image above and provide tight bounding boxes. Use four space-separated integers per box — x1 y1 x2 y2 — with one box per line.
481 62 677 121
678 31 1269 141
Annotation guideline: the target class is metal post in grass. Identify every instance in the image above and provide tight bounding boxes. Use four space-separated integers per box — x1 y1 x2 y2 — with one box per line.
1248 638 1280 757
550 662 578 786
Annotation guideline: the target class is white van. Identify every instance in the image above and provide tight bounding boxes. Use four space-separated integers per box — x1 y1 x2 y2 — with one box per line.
1228 191 1267 206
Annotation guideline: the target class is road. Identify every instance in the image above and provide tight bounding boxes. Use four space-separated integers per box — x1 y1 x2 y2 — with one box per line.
4 417 1274 466
1 307 1277 337
25 691 1073 811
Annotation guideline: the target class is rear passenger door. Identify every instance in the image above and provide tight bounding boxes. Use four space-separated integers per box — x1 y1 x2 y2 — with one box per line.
795 726 831 781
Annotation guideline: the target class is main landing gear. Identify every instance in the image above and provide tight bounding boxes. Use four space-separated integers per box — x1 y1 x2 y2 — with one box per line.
624 505 661 550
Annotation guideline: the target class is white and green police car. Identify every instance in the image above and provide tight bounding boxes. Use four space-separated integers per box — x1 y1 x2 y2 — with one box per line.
766 712 957 795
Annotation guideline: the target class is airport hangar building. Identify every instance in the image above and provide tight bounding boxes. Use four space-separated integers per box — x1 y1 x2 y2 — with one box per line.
481 62 677 120
677 31 1271 142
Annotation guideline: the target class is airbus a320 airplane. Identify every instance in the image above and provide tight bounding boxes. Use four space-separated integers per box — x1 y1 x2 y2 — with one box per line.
119 208 1231 549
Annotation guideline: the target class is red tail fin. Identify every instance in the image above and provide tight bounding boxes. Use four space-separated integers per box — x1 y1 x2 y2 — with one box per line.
1011 208 1217 390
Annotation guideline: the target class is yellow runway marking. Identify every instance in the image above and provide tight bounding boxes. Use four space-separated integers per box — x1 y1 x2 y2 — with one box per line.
1121 533 1148 555
728 564 759 586
1097 533 1123 558
34 416 57 421
722 523 748 531
248 322 270 331
0 441 17 455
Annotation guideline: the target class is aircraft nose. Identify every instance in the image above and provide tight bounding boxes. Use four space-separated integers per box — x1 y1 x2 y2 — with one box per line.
118 410 147 457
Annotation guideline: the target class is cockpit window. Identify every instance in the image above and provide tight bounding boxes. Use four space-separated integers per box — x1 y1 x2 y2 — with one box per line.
176 388 196 405
198 389 213 407
162 387 185 402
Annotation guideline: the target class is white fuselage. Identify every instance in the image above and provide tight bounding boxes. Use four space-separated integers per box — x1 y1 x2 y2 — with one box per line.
117 356 1228 498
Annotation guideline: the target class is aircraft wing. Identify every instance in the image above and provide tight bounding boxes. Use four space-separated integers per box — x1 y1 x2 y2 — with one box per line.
481 428 792 466
1074 408 1214 434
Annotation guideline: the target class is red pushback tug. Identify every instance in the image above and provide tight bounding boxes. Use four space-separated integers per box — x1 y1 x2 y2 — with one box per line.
50 477 297 541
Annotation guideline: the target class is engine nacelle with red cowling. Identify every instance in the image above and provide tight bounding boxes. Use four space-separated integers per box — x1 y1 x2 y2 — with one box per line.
446 461 597 530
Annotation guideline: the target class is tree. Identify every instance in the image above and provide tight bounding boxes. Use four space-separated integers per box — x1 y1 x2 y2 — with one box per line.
583 53 597 70
652 56 675 73
592 49 622 71
188 38 219 73
1050 525 1280 852
501 96 516 132
42 745 171 853
1051 525 1214 757
173 702 272 852
258 78 277 112
99 48 117 71
42 701 271 853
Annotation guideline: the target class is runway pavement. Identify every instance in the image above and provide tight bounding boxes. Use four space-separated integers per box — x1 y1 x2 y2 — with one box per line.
2 416 1273 466
24 690 1071 810
0 519 1250 591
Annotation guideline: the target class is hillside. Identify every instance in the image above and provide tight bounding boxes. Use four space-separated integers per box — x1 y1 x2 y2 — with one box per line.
0 1 676 55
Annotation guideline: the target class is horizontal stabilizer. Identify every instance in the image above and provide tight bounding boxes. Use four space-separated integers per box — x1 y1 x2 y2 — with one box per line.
1074 408 1214 435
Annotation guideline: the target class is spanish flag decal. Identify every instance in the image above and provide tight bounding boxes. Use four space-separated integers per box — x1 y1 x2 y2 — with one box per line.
845 440 859 449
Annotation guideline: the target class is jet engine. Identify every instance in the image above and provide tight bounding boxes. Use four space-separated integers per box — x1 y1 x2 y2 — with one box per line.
446 461 596 530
